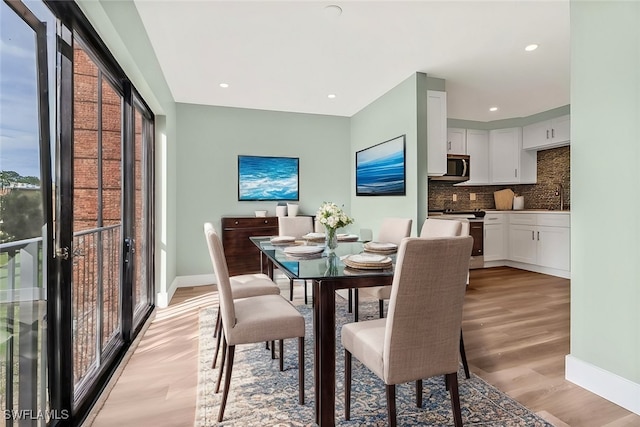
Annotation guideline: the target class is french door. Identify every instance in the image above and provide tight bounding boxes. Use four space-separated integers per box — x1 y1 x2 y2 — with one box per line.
56 32 155 417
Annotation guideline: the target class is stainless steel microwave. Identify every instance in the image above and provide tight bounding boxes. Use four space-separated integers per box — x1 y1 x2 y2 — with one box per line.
430 154 470 182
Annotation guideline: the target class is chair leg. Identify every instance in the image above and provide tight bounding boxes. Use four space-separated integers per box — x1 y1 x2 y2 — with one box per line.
215 335 227 393
347 288 353 313
378 299 384 318
217 345 236 423
415 379 423 407
385 384 397 427
271 341 276 359
446 372 463 427
298 337 304 405
344 349 352 421
279 339 284 371
304 280 308 305
460 330 470 379
353 289 359 322
212 318 223 369
213 308 221 338
289 278 294 301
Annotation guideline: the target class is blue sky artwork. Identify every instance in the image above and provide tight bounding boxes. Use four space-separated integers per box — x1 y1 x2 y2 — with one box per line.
238 155 299 201
356 135 405 196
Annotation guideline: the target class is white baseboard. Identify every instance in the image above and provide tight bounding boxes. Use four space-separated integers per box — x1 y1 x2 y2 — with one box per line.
481 260 570 279
155 274 216 308
565 354 640 415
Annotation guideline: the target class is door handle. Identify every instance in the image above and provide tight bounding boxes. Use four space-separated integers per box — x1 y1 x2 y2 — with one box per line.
56 247 69 260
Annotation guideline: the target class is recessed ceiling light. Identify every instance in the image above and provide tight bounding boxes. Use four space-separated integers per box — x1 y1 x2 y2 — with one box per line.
525 44 539 52
219 83 229 88
489 107 498 112
328 94 336 99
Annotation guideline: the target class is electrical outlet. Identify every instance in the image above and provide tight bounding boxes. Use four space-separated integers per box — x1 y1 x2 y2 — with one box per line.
452 194 457 202
470 193 476 201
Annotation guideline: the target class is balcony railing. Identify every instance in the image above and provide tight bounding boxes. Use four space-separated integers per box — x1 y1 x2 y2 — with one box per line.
1 224 121 425
0 237 47 427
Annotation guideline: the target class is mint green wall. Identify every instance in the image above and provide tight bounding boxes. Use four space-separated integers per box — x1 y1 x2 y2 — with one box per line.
77 0 178 303
571 0 639 383
175 104 351 275
350 74 421 238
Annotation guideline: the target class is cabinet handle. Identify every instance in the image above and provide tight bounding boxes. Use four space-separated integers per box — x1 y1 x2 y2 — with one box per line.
515 169 518 178
487 217 498 221
531 231 534 240
546 129 549 139
551 128 555 138
235 221 239 225
537 231 540 241
264 220 268 224
448 141 451 151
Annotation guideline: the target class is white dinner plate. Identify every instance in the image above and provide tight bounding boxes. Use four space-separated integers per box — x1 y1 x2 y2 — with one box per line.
302 232 326 240
364 242 398 251
283 245 325 255
337 234 359 241
347 254 391 264
270 236 296 244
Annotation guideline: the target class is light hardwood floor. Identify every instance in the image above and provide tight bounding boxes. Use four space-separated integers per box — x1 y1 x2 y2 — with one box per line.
84 267 640 426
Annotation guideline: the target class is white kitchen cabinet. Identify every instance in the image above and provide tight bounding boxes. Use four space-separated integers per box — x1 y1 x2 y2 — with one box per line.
489 127 537 184
508 213 570 272
483 212 507 261
508 224 538 264
447 128 467 155
464 129 490 185
523 115 571 150
427 90 447 176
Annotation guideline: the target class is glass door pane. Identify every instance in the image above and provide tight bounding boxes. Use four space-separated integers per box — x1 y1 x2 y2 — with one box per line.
71 39 124 398
0 0 54 423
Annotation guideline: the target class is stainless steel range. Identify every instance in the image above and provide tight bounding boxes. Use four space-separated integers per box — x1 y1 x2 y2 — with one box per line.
427 210 485 269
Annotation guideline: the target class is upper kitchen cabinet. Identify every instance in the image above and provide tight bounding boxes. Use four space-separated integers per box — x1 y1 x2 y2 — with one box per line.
523 115 570 150
489 127 537 184
447 128 467 155
464 129 490 184
427 90 447 176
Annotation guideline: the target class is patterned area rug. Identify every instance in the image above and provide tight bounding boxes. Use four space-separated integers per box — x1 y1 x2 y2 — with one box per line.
195 300 553 426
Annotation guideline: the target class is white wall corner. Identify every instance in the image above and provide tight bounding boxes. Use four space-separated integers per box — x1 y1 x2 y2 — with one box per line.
565 354 640 416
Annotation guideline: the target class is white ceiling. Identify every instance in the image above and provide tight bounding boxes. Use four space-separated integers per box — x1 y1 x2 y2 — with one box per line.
134 0 570 121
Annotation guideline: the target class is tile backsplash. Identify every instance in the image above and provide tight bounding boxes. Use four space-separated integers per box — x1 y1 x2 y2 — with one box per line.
428 146 570 211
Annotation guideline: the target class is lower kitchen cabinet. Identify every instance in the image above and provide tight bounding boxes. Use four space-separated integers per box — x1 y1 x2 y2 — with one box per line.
507 212 570 275
483 212 507 261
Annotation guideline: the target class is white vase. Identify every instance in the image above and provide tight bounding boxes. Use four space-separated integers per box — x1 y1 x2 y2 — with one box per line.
276 206 287 217
287 203 299 217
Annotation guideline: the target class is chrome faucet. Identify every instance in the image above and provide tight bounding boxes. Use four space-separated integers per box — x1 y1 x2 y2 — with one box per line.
555 182 564 211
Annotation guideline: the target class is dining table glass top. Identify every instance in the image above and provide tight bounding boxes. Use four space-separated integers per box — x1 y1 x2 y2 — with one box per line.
250 236 396 281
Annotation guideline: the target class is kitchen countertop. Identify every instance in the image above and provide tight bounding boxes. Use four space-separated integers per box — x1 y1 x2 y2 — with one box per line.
487 209 570 214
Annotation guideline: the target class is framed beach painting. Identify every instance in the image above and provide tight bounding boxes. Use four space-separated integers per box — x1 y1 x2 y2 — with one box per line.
356 135 406 196
237 155 300 201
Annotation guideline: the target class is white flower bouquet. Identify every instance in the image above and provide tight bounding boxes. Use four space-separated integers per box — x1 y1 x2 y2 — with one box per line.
316 202 354 231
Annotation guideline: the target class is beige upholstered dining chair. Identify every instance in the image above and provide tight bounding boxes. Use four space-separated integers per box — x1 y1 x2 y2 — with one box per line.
204 223 306 422
205 223 281 369
342 236 473 427
278 216 314 303
354 217 413 321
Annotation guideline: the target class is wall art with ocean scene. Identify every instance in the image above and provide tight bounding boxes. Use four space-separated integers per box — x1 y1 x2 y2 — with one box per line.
238 155 299 201
356 135 406 196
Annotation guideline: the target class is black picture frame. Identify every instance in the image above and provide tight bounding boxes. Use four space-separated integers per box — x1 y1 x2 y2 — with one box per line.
237 155 300 201
356 135 406 196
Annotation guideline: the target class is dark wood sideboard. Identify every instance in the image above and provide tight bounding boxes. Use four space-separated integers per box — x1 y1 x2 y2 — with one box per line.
221 216 279 276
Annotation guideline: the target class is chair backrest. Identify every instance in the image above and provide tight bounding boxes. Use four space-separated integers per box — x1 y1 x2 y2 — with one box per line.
203 222 236 335
377 217 413 245
419 218 462 238
279 216 314 238
383 236 473 384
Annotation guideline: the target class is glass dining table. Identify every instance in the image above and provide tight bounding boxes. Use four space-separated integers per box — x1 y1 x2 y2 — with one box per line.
250 236 395 427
